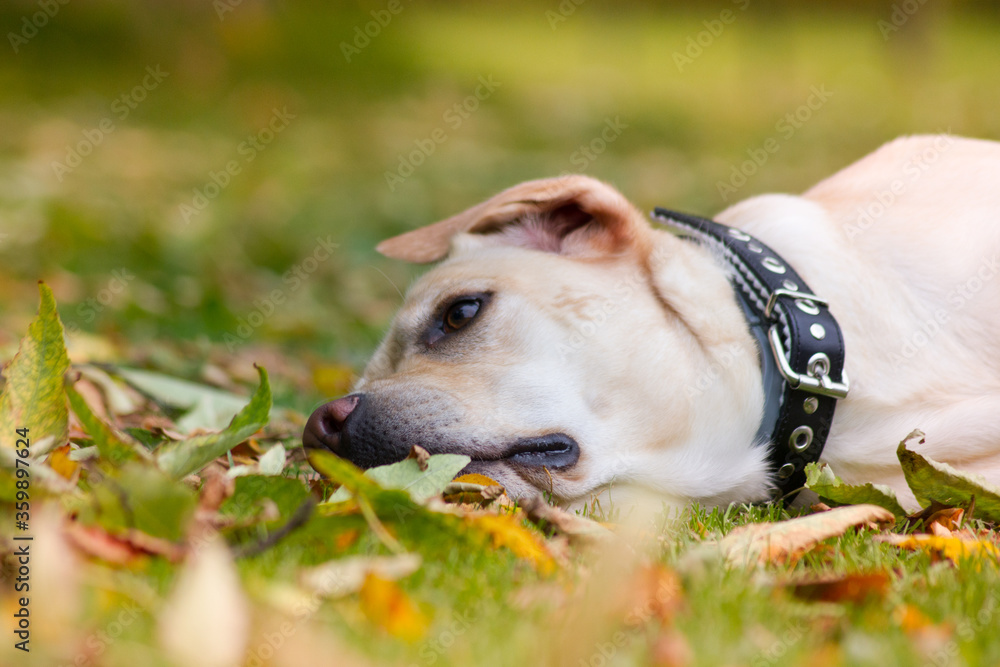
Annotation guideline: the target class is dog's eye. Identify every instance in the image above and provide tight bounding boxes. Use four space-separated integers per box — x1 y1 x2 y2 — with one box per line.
443 299 481 333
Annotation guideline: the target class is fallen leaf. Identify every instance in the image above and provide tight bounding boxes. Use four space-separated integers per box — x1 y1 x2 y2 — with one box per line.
519 493 615 544
898 430 1000 522
47 443 79 480
156 365 272 479
326 450 470 504
113 366 252 434
804 462 908 518
453 473 503 487
406 444 430 471
876 533 1000 565
65 521 184 564
469 513 556 574
158 535 251 667
710 504 895 566
66 381 147 466
359 574 430 642
792 571 890 603
0 282 70 449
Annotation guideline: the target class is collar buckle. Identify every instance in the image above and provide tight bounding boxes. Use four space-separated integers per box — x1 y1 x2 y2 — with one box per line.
767 325 850 399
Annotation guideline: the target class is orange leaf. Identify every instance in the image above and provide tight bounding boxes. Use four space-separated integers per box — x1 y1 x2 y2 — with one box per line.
359 574 430 642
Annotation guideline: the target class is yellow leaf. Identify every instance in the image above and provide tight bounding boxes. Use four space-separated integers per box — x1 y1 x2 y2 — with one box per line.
879 533 1000 565
453 473 502 487
47 444 79 480
359 574 429 642
471 514 556 575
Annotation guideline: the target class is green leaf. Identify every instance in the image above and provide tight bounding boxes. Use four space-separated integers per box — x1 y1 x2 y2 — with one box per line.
307 449 381 497
81 461 198 542
66 382 147 467
113 366 253 434
329 453 471 504
156 366 272 479
804 462 908 519
0 282 70 450
898 432 1000 522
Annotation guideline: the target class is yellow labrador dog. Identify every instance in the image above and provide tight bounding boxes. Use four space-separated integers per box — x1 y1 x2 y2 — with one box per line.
304 135 1000 510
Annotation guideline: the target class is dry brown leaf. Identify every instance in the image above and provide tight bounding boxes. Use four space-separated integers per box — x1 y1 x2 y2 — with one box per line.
792 571 890 603
927 507 964 532
714 504 895 566
518 493 615 545
65 521 185 564
406 444 430 472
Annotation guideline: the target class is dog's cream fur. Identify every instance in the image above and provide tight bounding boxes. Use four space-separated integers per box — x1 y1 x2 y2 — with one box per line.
359 135 1000 510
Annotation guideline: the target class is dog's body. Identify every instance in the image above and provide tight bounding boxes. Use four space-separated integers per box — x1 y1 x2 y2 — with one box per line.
305 135 1000 510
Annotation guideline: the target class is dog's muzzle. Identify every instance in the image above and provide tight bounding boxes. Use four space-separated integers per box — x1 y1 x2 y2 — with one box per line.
303 392 581 473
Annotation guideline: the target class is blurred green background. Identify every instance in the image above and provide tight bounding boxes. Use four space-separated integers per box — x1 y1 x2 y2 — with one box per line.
1 0 998 397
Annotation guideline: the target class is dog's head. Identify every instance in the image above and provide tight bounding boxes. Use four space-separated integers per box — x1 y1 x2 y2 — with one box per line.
304 176 770 506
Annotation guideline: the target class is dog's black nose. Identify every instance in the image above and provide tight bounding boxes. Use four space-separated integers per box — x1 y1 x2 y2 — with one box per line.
303 394 362 456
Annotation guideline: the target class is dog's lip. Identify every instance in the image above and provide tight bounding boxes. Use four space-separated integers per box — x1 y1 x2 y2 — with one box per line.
471 433 580 469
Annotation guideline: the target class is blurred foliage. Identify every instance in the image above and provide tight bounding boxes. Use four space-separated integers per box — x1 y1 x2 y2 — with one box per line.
1 0 998 389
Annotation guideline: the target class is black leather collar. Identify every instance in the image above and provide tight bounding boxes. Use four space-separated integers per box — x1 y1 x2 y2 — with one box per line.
651 208 849 500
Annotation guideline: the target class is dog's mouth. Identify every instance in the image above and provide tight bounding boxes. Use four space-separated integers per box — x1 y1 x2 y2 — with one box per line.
471 433 580 469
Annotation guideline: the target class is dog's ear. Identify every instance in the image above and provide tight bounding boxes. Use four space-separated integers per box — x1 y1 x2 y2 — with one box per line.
376 175 651 263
